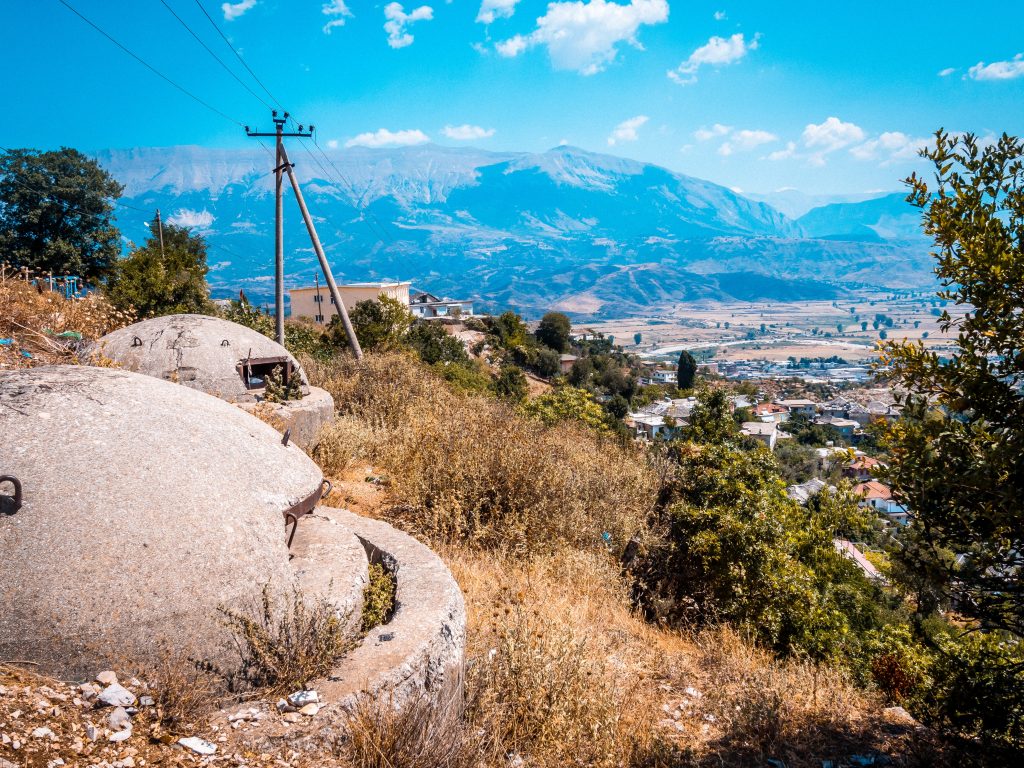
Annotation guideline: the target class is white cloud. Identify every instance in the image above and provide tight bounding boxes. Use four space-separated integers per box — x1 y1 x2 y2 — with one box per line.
476 0 520 24
345 128 430 148
766 141 797 161
694 123 731 141
969 54 1024 80
443 124 496 140
496 34 528 57
719 128 776 155
384 2 434 49
938 67 956 77
167 208 215 229
326 139 339 149
495 0 669 76
668 32 758 85
713 10 726 21
802 116 865 152
222 0 256 21
607 114 648 145
322 1 353 34
849 131 930 164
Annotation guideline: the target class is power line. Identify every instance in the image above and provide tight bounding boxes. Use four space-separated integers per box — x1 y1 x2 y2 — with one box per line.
57 0 244 127
157 0 274 112
192 0 285 111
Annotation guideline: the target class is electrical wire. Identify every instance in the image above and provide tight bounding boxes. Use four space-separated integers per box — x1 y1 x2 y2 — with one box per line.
192 0 286 111
157 0 274 112
56 0 244 127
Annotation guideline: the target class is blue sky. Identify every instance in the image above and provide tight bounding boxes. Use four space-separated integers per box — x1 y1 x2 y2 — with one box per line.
4 1 1022 194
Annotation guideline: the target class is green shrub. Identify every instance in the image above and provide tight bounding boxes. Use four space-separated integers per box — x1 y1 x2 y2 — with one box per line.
361 563 396 634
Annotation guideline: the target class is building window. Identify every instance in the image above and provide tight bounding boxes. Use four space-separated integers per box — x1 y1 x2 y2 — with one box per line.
314 294 322 303
315 314 324 323
330 296 336 305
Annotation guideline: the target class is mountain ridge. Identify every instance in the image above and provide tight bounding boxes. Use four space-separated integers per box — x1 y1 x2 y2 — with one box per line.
99 144 933 318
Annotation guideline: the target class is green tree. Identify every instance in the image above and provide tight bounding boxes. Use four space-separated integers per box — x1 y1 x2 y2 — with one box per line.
105 218 211 318
493 363 528 401
535 311 571 352
605 393 630 419
682 388 735 445
0 147 123 281
633 332 642 345
861 321 869 332
522 386 609 431
406 321 469 365
676 350 697 389
879 131 1024 750
567 356 593 387
336 296 411 352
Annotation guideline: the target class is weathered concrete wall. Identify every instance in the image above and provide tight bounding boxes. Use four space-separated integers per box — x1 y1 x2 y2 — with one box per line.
0 366 324 679
238 386 335 451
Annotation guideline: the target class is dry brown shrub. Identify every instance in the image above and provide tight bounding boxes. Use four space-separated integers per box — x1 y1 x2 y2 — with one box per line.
0 265 133 368
250 401 288 433
143 648 222 732
308 352 656 555
312 416 374 476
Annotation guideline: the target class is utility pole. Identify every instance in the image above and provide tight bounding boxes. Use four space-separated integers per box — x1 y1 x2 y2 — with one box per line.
245 111 312 346
279 144 362 359
155 209 166 259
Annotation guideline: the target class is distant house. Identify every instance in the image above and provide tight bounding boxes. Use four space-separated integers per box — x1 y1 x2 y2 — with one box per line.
628 412 682 442
408 291 473 319
641 368 677 386
866 400 901 422
741 421 784 450
843 456 884 482
815 415 859 440
569 328 598 342
289 281 411 325
854 480 909 525
787 477 828 504
558 354 579 375
754 402 789 423
776 398 818 418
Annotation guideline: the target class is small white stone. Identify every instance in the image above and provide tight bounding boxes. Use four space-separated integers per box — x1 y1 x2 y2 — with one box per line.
108 728 132 743
98 684 135 708
95 671 118 686
286 690 318 707
178 736 216 755
108 706 131 730
299 703 319 716
31 726 55 739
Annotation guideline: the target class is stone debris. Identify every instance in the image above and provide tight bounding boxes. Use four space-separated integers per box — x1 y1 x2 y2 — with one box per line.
286 689 319 708
282 712 301 724
108 728 132 743
298 703 320 716
95 671 118 686
107 707 131 731
178 736 217 755
97 684 135 709
30 726 55 740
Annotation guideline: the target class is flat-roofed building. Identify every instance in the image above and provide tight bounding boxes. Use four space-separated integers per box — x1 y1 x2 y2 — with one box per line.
289 281 411 324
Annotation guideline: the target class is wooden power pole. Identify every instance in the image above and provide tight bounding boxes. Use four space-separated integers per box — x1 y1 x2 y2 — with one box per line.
244 111 363 358
245 111 312 346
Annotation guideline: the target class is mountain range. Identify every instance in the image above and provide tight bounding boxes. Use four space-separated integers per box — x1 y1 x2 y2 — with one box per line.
100 144 935 318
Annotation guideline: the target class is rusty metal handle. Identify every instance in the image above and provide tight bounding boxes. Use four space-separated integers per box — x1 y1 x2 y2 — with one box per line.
285 512 300 549
321 479 332 499
0 475 22 513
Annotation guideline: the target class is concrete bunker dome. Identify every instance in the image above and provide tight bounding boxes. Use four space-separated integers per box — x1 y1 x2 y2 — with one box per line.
0 366 328 680
88 313 310 404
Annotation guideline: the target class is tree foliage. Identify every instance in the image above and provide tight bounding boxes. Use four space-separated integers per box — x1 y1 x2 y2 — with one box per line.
677 350 697 389
104 218 211 318
0 147 123 281
880 132 1024 639
522 386 609 431
336 295 412 352
493 363 528 402
535 311 571 352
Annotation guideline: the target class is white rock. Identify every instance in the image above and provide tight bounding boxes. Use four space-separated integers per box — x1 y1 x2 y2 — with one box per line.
95 671 118 686
299 703 319 716
684 686 702 699
85 723 98 741
109 728 132 743
98 684 136 708
286 690 318 707
275 698 296 713
31 726 55 739
108 707 131 730
178 737 216 755
138 696 155 707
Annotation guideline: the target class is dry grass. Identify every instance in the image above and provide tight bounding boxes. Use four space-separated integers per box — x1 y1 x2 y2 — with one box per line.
143 648 223 732
0 264 133 368
307 352 657 555
219 585 353 694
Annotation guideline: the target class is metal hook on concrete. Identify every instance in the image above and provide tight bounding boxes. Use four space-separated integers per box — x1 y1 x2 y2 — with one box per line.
0 475 23 515
131 336 142 347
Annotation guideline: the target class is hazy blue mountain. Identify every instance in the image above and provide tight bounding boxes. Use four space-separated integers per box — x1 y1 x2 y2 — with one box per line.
99 144 934 318
796 192 926 243
745 189 894 219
